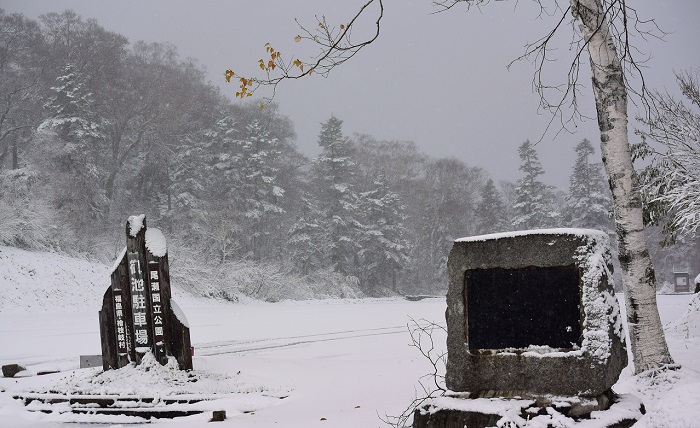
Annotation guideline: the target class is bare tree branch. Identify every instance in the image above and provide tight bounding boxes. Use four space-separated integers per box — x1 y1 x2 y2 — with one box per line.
225 0 384 106
380 317 447 428
249 0 663 140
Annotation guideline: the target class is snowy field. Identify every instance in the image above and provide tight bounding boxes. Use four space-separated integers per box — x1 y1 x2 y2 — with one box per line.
1 246 700 427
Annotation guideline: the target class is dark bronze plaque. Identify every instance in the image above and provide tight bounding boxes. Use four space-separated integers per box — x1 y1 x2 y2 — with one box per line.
465 266 581 350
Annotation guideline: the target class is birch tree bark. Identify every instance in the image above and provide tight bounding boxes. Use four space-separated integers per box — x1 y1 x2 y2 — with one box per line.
570 0 673 373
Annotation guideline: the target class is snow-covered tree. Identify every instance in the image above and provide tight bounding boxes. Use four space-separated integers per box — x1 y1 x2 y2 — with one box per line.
0 10 43 170
313 116 360 276
412 158 484 287
512 140 559 230
34 64 108 233
233 119 286 260
569 0 673 371
356 173 411 295
563 138 613 232
287 194 325 275
474 178 510 235
636 70 700 242
42 64 101 141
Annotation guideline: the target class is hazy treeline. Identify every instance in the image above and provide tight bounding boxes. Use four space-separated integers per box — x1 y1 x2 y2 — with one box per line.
0 9 692 298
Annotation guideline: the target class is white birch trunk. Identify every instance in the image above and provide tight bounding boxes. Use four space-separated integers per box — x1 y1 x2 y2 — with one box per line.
570 0 674 373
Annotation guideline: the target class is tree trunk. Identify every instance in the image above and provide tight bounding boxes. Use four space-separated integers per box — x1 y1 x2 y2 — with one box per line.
570 0 673 373
0 144 7 169
11 136 18 170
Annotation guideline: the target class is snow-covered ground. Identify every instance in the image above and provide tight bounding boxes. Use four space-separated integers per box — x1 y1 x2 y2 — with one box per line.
1 246 699 427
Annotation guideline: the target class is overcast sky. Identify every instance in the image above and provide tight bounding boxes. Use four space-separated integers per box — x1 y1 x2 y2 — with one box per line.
3 0 698 186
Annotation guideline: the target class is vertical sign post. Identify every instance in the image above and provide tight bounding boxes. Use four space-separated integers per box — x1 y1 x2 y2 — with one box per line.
128 252 151 353
112 287 130 357
148 261 166 362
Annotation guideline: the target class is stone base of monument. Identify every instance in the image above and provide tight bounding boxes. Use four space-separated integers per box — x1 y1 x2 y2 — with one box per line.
412 391 644 428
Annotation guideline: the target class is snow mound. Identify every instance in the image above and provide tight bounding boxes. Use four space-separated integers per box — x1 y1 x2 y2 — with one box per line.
617 366 700 428
634 381 700 428
666 292 700 337
0 245 206 313
47 352 279 397
0 246 110 312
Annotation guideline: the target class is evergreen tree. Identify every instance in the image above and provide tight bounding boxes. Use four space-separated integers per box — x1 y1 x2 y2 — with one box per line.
36 63 107 232
563 138 613 232
474 178 510 234
313 116 359 276
234 119 285 260
42 63 102 141
287 193 325 275
512 140 559 230
356 173 411 294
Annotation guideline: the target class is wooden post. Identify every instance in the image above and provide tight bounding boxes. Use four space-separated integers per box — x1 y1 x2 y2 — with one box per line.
126 217 151 365
98 288 117 370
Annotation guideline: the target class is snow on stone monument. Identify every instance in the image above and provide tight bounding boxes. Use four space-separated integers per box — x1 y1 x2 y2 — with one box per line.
414 229 633 427
99 215 192 371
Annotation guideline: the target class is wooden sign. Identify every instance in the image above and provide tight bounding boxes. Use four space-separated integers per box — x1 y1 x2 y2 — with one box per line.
99 215 192 371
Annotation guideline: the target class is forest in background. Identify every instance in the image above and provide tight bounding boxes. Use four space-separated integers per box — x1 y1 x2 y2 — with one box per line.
1 9 696 300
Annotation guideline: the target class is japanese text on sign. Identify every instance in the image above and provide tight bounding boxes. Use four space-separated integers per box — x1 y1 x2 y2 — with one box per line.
128 252 150 347
148 261 165 348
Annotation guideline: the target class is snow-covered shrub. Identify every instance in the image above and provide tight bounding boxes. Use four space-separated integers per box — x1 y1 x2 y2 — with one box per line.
214 262 364 302
657 281 675 294
0 168 59 251
166 243 364 302
667 292 700 338
165 243 237 301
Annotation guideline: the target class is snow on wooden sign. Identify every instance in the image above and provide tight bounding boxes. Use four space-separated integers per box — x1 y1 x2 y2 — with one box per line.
98 215 192 371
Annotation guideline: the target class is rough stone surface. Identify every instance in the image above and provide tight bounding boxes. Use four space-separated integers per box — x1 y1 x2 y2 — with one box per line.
445 229 627 397
210 410 227 422
412 397 640 428
412 406 500 428
2 363 26 378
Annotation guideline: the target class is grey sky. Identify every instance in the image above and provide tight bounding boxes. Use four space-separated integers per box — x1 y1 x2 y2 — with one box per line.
2 0 698 186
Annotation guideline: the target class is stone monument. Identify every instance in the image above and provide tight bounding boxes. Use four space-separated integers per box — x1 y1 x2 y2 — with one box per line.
414 229 632 427
99 215 192 371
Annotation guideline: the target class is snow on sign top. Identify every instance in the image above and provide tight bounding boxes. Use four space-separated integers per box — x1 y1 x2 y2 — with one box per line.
456 228 608 243
170 299 190 328
145 228 167 257
127 214 146 237
110 247 127 274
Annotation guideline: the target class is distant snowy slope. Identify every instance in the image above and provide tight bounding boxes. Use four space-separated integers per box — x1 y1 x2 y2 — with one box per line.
0 246 110 313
